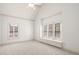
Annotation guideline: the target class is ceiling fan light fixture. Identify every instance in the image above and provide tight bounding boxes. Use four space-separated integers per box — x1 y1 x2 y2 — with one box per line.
28 3 36 10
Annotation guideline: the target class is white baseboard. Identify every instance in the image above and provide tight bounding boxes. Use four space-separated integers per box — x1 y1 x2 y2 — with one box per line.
36 39 63 48
0 39 32 46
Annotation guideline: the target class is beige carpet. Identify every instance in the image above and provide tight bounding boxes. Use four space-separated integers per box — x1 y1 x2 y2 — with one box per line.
0 40 76 55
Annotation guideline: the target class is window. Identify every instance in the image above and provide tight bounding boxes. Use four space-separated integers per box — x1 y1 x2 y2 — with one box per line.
48 24 53 37
9 24 18 38
55 23 60 38
41 22 61 40
43 25 47 37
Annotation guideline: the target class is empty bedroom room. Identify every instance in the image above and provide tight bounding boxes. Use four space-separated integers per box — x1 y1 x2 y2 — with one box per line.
0 3 79 55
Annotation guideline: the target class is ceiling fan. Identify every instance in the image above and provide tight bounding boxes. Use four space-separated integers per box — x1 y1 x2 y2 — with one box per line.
28 3 42 10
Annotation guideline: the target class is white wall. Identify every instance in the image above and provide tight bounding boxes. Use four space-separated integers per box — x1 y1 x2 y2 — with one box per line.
0 16 2 42
62 4 79 53
0 3 34 44
35 3 63 40
35 3 79 53
0 4 3 43
1 16 34 44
